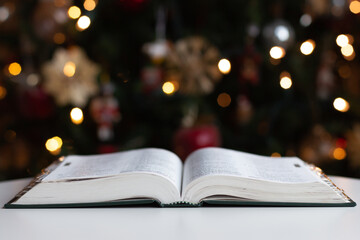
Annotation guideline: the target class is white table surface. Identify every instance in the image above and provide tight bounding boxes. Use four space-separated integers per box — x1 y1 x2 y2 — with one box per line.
0 176 359 240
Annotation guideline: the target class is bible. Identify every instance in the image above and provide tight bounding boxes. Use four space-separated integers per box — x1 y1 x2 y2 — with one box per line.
4 147 356 208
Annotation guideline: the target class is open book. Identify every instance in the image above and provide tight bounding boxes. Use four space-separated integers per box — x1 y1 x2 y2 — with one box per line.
5 147 356 208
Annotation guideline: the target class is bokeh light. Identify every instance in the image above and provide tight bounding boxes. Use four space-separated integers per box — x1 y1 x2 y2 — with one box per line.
269 46 285 59
341 44 354 57
70 107 84 124
8 62 22 76
336 34 349 47
162 81 175 95
349 1 360 14
76 16 91 31
45 136 63 155
333 147 346 160
300 40 315 55
84 0 97 11
217 93 231 107
218 58 231 74
333 97 350 112
68 6 81 19
63 61 76 77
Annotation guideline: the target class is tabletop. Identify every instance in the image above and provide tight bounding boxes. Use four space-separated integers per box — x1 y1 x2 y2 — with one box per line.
0 176 359 240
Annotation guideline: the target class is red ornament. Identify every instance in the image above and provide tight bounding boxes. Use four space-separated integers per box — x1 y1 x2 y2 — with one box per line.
173 125 221 161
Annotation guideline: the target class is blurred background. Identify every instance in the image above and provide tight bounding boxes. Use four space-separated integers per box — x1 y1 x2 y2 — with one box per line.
1 0 360 180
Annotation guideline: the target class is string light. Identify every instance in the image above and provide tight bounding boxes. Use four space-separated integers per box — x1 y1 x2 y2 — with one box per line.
218 58 231 74
45 136 63 155
341 44 354 57
349 1 360 14
269 46 285 59
333 147 346 160
68 6 81 19
8 62 22 76
162 81 175 95
336 34 349 47
84 0 97 11
217 93 231 107
63 61 76 77
279 72 292 89
300 40 315 55
333 97 350 112
70 107 84 124
76 16 91 31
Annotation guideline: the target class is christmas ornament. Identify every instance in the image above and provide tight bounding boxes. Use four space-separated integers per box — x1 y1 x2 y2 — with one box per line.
142 7 168 64
42 46 100 107
142 40 169 64
173 124 221 161
263 19 295 49
90 83 121 142
165 36 222 95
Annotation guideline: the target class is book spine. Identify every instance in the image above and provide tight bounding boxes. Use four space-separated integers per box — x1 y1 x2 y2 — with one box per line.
161 201 201 207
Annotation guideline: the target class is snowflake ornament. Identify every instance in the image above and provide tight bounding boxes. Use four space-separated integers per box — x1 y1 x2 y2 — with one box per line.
165 36 222 95
42 46 100 107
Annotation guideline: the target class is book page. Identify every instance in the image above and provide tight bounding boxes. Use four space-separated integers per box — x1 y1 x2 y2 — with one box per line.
43 148 183 192
183 147 321 189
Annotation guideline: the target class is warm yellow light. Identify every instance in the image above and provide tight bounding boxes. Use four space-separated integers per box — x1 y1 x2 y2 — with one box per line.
8 62 22 76
218 58 231 74
45 136 63 154
217 93 231 108
76 16 91 31
162 81 175 95
0 86 7 99
300 40 315 55
63 61 76 77
68 6 81 19
70 107 84 124
280 76 292 89
271 152 281 157
269 46 285 59
341 44 354 57
333 147 346 160
333 97 350 112
84 0 96 11
336 34 349 47
350 1 360 14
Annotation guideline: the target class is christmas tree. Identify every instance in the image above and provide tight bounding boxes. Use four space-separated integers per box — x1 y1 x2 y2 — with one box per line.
1 0 360 180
